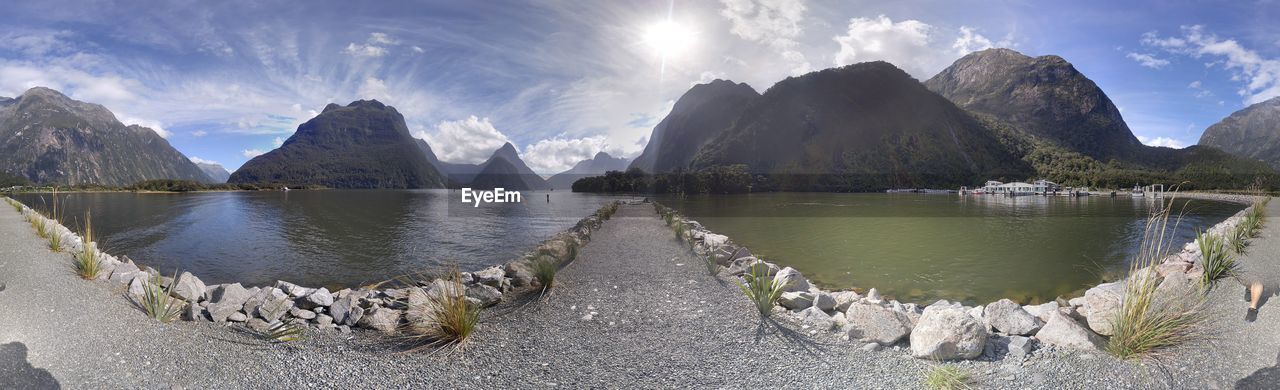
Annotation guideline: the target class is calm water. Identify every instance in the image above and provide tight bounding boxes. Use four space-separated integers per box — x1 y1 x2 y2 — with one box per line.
16 190 628 288
658 193 1244 305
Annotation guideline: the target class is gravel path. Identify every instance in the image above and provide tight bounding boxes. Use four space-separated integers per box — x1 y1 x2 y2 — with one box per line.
1 201 1278 388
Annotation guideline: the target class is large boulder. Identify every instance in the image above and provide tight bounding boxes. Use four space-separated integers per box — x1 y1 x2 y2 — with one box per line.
727 257 779 278
984 299 1043 336
796 307 835 330
778 291 814 310
466 284 502 307
208 283 251 323
108 260 143 285
843 302 913 345
1036 310 1104 350
299 287 334 309
358 307 401 334
330 295 362 326
170 272 207 302
910 306 988 360
1082 282 1125 336
772 267 810 293
242 287 276 317
473 266 506 287
258 290 294 322
505 260 536 287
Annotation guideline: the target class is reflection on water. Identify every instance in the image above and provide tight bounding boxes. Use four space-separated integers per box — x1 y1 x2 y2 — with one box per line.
658 193 1243 304
16 190 627 288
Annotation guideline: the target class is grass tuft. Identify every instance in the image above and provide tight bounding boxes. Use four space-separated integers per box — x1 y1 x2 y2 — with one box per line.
73 211 102 280
1197 229 1235 286
924 365 972 390
1106 194 1210 361
32 217 48 238
262 321 306 343
404 269 480 350
673 222 688 242
139 272 186 323
48 229 62 252
735 262 788 316
532 255 558 295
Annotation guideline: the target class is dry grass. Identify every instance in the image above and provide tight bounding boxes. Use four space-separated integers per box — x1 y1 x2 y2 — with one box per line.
1105 195 1210 361
403 269 480 350
73 211 102 280
924 365 972 390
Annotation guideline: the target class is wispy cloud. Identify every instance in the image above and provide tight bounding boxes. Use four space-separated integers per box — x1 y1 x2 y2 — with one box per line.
1136 135 1186 148
1126 52 1169 69
1141 26 1280 104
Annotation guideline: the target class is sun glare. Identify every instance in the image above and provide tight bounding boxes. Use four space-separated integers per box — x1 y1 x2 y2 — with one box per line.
643 20 693 57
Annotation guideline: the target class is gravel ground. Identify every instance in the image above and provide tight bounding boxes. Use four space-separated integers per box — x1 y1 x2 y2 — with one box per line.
1 201 1278 389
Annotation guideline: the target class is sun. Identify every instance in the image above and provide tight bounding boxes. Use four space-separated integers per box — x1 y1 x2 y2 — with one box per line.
643 20 693 58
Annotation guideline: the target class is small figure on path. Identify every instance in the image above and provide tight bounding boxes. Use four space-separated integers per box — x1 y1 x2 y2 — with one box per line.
546 194 550 203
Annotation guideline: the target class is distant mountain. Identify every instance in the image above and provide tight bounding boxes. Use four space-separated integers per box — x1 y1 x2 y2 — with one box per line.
229 100 445 188
194 162 230 183
418 139 483 186
547 152 631 190
0 87 212 186
1199 97 1280 170
469 142 548 190
688 61 1033 190
924 48 1143 160
628 80 759 173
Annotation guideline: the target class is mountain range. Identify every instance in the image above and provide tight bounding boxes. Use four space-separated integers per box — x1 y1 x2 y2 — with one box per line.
194 162 231 184
1199 97 1280 170
0 87 211 186
619 48 1275 191
547 152 631 190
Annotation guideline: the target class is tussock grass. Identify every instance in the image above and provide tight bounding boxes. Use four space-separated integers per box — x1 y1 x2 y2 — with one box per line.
139 272 185 323
73 211 102 280
673 222 688 242
532 255 558 295
1228 223 1250 254
736 262 788 316
702 254 719 276
48 229 62 252
262 321 306 343
8 198 22 213
924 365 972 390
404 269 479 350
1197 229 1235 286
32 217 48 238
1106 195 1209 361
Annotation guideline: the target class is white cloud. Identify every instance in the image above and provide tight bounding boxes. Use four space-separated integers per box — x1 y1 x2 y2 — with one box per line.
719 0 811 75
420 116 512 164
191 130 208 137
1136 135 1186 149
951 26 1011 56
696 70 728 85
272 137 285 147
522 135 613 174
833 15 939 79
242 149 266 158
1126 52 1169 69
116 114 170 138
1142 26 1280 104
367 32 397 45
188 156 219 165
357 77 391 101
343 42 387 58
411 46 424 53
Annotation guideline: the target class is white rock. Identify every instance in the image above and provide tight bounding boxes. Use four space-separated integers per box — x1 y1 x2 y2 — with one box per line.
778 291 814 310
865 288 882 304
1007 335 1034 358
772 267 810 293
843 302 913 345
910 305 988 360
1082 282 1126 336
812 293 836 311
1035 310 1104 350
985 299 1043 336
170 272 207 302
208 283 251 323
300 287 334 309
797 307 835 330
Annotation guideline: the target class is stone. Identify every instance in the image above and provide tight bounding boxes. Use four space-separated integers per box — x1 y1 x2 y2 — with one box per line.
833 291 862 312
1035 310 1104 350
1068 297 1086 308
108 260 142 284
315 314 334 326
967 305 985 321
1082 282 1125 336
330 295 360 325
843 302 913 345
812 293 836 311
258 290 293 322
1007 335 1034 358
797 307 835 330
865 288 883 304
778 291 814 310
505 260 536 287
299 287 334 309
358 307 401 334
246 318 272 333
406 287 431 307
289 307 317 320
1155 273 1195 303
1155 261 1193 278
185 303 207 322
910 305 988 360
772 267 810 293
861 343 882 352
208 283 251 323
984 299 1043 336
275 280 312 298
726 257 779 278
466 284 503 307
242 287 276 318
170 272 207 302
1024 301 1060 322
473 266 506 286
127 274 149 297
227 312 248 322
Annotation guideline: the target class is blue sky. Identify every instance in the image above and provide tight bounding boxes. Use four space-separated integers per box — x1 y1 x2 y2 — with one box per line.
0 1 1277 173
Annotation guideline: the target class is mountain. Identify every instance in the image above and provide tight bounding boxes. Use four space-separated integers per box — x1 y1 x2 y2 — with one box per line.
1199 97 1280 169
468 142 548 190
228 100 445 188
628 80 760 173
924 48 1143 160
194 162 230 183
547 152 631 190
688 61 1033 190
0 87 211 186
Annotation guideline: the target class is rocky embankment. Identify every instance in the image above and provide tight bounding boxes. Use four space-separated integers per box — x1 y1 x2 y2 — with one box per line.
656 194 1268 361
4 196 622 337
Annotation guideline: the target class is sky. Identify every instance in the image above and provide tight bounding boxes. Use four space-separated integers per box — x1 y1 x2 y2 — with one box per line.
1 0 1278 173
